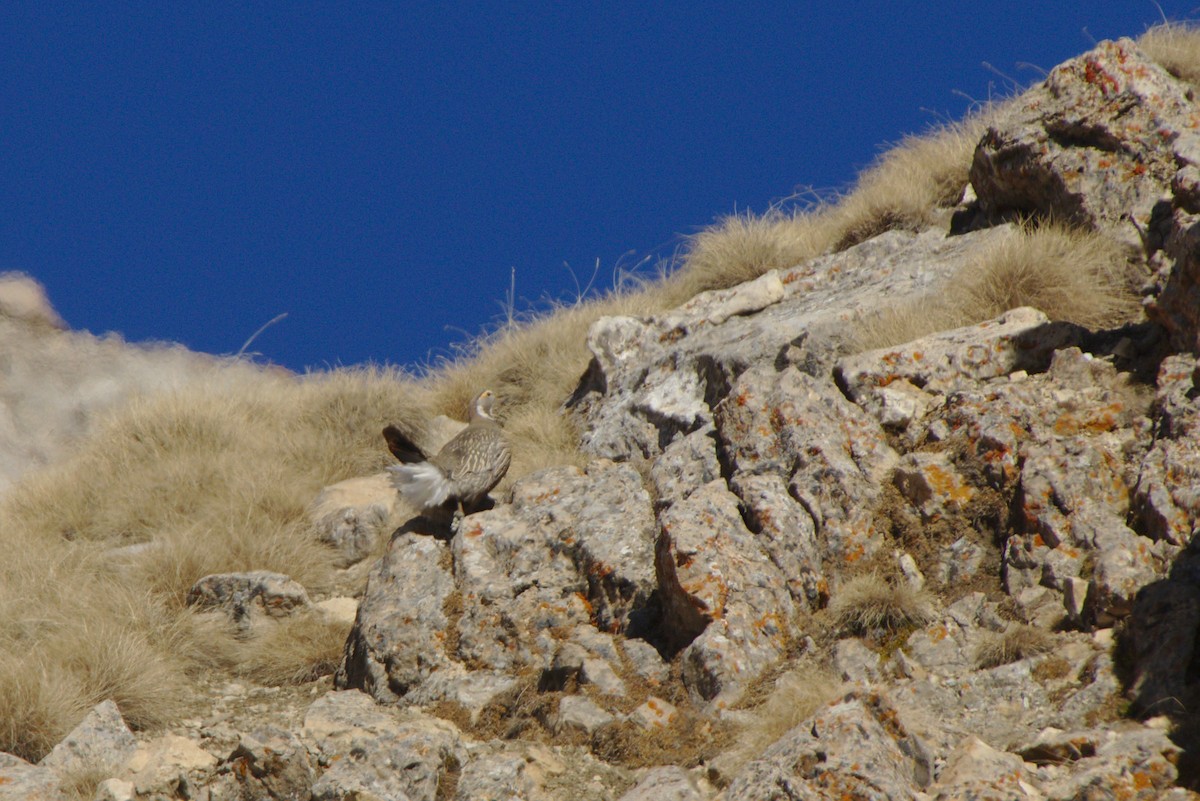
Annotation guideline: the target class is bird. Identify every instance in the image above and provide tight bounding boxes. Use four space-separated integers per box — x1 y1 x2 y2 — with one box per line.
384 389 512 521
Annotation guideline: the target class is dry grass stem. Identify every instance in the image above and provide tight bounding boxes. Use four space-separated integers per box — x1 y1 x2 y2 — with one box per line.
975 624 1058 669
829 117 988 249
852 223 1141 352
831 574 936 635
232 614 353 686
1140 22 1200 86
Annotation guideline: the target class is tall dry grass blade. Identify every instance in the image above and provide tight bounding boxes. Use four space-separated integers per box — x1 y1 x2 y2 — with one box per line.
1140 21 1200 86
830 117 988 249
852 224 1141 353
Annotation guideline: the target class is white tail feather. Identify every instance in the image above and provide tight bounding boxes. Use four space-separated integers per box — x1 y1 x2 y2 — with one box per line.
389 462 453 509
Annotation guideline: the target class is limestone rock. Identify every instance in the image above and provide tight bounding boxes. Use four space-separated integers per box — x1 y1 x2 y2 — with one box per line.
656 481 797 707
580 657 626 697
0 754 63 801
729 473 827 609
509 462 659 636
628 697 678 732
935 536 988 587
971 39 1188 244
38 699 136 776
122 734 219 798
303 691 462 801
573 228 1010 463
916 346 1159 625
725 691 931 799
900 596 995 678
928 736 1037 800
553 696 615 737
450 501 590 673
892 451 974 520
1133 354 1200 546
648 424 722 508
836 306 1082 423
308 473 403 566
339 458 661 712
889 633 1115 770
621 639 669 687
453 751 537 801
617 766 706 801
336 533 456 703
716 364 897 566
93 778 136 801
1028 724 1182 799
833 638 883 684
187 571 314 630
449 742 631 801
223 726 314 801
452 461 656 676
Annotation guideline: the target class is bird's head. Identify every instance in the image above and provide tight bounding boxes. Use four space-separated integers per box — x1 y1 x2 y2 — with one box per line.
471 389 498 421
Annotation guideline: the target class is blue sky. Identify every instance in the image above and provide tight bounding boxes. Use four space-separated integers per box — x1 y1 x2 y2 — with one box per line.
2 3 1194 372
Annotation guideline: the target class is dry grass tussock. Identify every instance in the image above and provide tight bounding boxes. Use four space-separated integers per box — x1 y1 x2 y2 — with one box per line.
717 662 840 781
663 116 986 304
826 117 989 250
852 223 1141 352
975 624 1057 669
830 574 936 635
661 208 840 302
0 365 426 758
225 614 353 686
57 766 113 801
0 570 198 759
1140 21 1200 86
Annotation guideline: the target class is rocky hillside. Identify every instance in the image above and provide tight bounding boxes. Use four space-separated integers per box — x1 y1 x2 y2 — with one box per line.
0 273 260 492
7 32 1200 801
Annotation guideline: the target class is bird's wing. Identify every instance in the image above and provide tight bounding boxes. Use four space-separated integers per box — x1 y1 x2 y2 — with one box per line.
434 423 511 498
383 425 427 464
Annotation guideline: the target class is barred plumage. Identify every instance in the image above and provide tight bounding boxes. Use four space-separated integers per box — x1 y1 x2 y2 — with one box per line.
387 389 511 517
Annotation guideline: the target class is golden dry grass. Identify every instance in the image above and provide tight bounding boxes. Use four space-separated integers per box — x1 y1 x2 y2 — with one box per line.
229 614 354 686
661 116 987 306
1140 22 1200 86
715 661 841 781
852 223 1142 352
827 117 988 250
661 207 839 302
975 624 1058 669
0 570 195 758
57 764 113 801
0 365 426 758
830 574 936 635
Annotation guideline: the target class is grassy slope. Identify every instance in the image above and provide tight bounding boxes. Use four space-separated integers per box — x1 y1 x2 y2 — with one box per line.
0 24 1190 761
